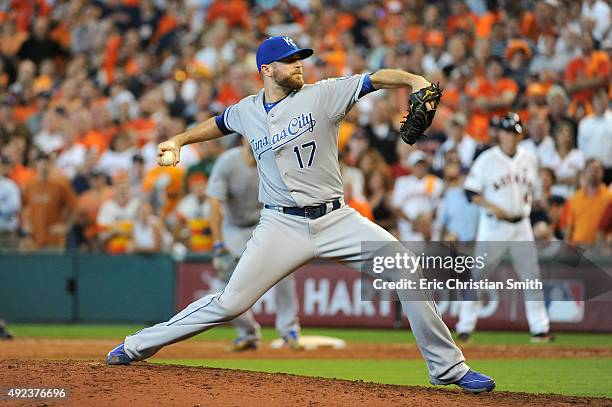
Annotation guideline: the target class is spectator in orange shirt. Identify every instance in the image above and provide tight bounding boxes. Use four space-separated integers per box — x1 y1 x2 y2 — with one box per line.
76 171 114 249
597 201 612 243
520 0 556 42
566 159 612 244
344 179 373 221
465 56 518 142
207 0 250 30
22 153 77 251
0 18 28 57
70 108 107 154
4 134 36 190
142 163 185 221
91 104 117 151
447 1 478 35
564 33 610 103
466 56 519 118
13 86 40 124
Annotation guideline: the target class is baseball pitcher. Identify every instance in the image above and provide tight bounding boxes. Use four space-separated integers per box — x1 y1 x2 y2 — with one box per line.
107 36 495 393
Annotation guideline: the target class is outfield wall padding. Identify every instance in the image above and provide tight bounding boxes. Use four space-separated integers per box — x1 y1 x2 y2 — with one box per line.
0 253 75 322
76 254 175 323
0 253 175 323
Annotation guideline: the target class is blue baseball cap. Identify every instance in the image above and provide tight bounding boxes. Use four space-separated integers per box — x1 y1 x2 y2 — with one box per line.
256 36 313 72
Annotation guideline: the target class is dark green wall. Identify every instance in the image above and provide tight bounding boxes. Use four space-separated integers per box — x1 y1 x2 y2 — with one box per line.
0 254 75 321
0 253 175 323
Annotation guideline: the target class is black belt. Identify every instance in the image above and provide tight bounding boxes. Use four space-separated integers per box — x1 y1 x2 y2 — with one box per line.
487 214 525 223
264 199 342 219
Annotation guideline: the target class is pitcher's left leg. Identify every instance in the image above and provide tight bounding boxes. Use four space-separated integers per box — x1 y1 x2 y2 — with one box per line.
274 273 300 338
206 272 262 350
312 207 470 385
118 209 314 362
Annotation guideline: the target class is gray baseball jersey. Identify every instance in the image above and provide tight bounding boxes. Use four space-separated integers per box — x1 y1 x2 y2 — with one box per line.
206 147 261 228
221 74 366 207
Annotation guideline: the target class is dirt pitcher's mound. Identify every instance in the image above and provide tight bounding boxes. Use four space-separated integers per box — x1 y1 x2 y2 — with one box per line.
2 338 611 360
0 360 609 407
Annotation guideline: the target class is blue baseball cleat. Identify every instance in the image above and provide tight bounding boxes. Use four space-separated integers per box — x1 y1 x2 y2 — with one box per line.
225 337 260 352
106 343 132 365
454 369 496 393
283 330 303 350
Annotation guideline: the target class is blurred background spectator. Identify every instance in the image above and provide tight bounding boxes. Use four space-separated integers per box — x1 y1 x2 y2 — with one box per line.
392 150 444 241
131 201 168 254
96 172 140 254
0 0 609 254
175 173 212 252
436 158 479 242
21 153 77 251
0 155 20 250
566 159 612 244
577 89 612 184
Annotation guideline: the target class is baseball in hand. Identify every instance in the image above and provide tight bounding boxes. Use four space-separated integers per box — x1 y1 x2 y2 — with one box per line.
160 151 175 166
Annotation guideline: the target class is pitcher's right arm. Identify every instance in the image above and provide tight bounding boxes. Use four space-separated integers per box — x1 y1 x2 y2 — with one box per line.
157 117 225 166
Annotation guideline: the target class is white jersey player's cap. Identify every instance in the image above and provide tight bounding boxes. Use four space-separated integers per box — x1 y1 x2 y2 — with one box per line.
497 112 523 134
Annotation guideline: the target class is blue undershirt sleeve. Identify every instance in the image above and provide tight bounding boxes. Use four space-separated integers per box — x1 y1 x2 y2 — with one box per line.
358 74 376 98
215 109 233 136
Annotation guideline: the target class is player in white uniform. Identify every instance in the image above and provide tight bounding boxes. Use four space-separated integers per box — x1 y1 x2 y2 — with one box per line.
456 113 554 343
106 36 495 393
207 142 301 350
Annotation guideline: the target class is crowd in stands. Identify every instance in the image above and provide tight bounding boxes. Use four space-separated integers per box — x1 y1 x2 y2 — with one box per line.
0 0 611 255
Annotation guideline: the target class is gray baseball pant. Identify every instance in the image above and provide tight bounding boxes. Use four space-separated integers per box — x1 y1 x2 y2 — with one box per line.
123 206 469 385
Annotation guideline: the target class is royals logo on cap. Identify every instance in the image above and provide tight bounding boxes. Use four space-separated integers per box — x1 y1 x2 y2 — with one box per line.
256 36 314 72
282 36 297 47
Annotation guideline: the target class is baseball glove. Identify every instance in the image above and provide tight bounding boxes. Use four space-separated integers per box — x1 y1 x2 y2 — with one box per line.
212 251 239 283
399 82 443 145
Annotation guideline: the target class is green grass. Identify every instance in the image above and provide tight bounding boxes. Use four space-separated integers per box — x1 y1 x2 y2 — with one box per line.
9 324 612 347
151 358 612 398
